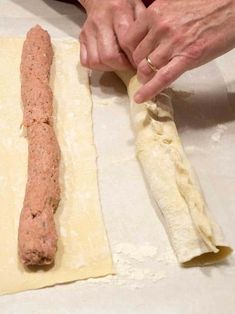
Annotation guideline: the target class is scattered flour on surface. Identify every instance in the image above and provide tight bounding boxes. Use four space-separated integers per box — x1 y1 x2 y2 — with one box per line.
114 242 158 262
211 124 227 143
77 242 175 289
109 155 136 165
184 145 205 154
152 271 166 282
93 96 120 107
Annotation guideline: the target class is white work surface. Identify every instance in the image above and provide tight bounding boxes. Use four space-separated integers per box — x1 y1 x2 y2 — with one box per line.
0 1 235 313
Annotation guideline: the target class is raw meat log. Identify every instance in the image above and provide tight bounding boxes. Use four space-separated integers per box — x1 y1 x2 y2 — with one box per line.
18 25 60 265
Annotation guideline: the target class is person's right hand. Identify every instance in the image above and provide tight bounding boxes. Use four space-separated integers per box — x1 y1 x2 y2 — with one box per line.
124 0 235 103
79 0 145 71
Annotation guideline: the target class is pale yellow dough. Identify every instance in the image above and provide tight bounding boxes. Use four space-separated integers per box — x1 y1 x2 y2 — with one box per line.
117 71 232 266
0 38 113 296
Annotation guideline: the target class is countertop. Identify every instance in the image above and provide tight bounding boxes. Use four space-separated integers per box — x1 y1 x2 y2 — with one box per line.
0 1 235 313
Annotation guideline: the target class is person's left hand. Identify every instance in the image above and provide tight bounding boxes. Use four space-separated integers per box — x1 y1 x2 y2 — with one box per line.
79 0 145 71
124 0 235 103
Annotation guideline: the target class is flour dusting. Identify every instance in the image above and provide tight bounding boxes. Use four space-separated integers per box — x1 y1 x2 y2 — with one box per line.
184 146 204 154
211 124 227 143
114 242 158 261
77 242 174 289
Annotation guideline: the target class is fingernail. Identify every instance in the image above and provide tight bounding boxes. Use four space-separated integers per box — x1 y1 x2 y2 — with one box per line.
134 93 143 103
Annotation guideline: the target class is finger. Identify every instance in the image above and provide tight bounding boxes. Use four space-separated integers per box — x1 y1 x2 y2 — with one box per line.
97 26 132 70
114 8 136 67
134 1 146 19
84 33 111 71
123 15 149 54
79 32 88 66
132 29 159 66
137 44 172 84
80 43 88 66
132 18 175 67
134 56 191 103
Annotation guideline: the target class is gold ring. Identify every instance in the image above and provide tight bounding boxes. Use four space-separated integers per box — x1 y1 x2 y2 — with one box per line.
145 56 158 72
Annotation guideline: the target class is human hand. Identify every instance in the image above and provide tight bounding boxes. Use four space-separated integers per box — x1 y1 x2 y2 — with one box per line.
124 0 235 103
79 0 145 71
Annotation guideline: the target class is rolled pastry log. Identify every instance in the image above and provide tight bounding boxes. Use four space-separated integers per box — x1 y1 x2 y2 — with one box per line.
117 71 232 266
18 25 60 265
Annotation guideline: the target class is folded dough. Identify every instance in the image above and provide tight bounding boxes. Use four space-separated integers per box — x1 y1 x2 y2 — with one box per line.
117 71 232 266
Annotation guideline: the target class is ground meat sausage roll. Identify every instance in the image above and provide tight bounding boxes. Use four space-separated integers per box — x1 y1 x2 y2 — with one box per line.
18 25 60 266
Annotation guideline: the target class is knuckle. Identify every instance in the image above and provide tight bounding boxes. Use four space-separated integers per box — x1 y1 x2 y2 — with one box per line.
110 1 122 11
132 51 141 65
148 7 156 18
88 19 97 29
82 19 90 30
81 60 90 68
89 57 101 69
81 27 90 39
79 30 85 42
159 20 171 33
92 16 104 28
138 62 151 76
187 42 205 59
172 33 183 45
119 37 130 51
84 16 102 31
80 58 87 67
160 69 173 84
158 54 168 65
172 29 187 43
101 51 117 64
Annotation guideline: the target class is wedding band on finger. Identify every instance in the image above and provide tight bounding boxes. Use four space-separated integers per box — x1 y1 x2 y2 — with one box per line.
145 56 159 72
